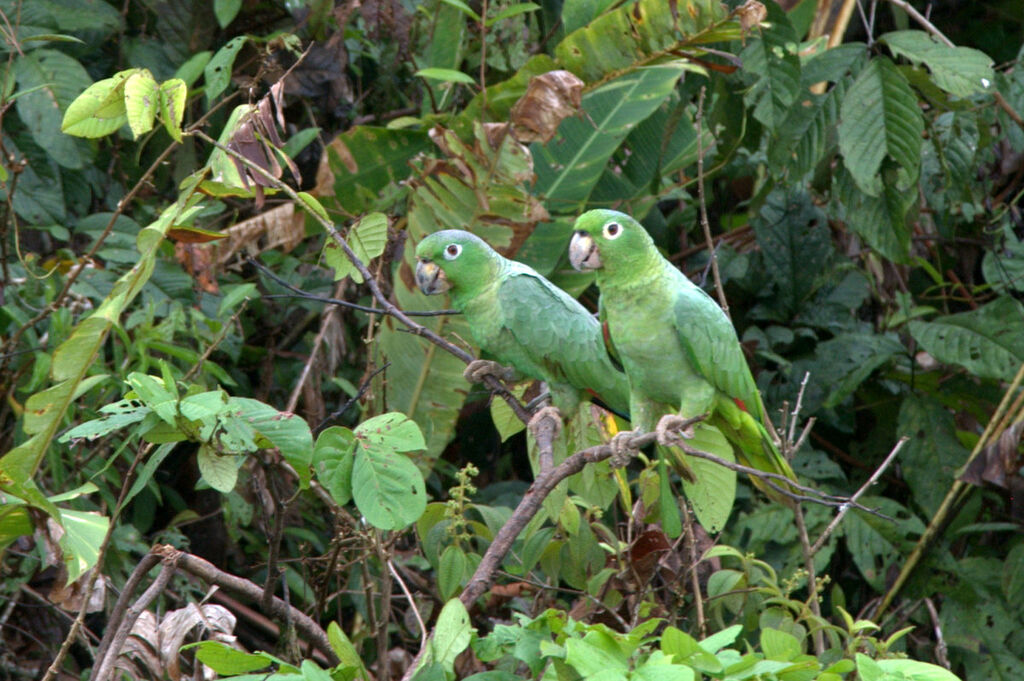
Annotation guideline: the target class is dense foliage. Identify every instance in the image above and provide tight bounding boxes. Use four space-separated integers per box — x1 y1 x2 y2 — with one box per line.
0 1 1022 680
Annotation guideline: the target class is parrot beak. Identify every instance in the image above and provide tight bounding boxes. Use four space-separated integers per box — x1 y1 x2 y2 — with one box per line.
415 259 450 295
569 231 601 271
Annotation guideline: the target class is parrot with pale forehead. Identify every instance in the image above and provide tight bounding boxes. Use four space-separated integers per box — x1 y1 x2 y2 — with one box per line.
569 209 797 504
415 229 630 427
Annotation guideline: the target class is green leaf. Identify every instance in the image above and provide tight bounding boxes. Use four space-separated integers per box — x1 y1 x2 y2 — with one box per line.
61 71 131 138
317 127 431 215
197 444 240 493
431 599 474 672
323 212 389 284
313 427 356 506
123 69 158 139
438 0 481 21
14 48 93 167
760 629 801 661
839 56 923 196
158 78 187 143
125 372 177 424
909 296 1024 381
438 545 468 600
485 3 539 27
193 641 274 674
230 397 314 485
59 508 110 583
740 3 801 129
845 497 925 591
214 0 242 28
679 424 736 534
415 68 477 86
562 0 618 34
882 30 994 97
327 621 366 672
869 656 963 681
489 385 527 441
554 0 729 83
898 395 970 516
533 64 688 209
205 36 248 102
352 442 427 531
58 400 151 442
983 222 1024 294
835 164 914 263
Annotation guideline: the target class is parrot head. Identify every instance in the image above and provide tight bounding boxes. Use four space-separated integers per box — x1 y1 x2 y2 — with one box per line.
569 209 654 273
415 229 498 296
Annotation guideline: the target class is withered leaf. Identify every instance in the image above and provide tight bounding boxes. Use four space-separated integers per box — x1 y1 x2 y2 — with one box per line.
735 0 767 33
509 70 584 144
960 420 1024 489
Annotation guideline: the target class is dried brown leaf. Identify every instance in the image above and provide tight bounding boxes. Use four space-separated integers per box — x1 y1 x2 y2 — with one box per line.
509 70 584 144
205 201 305 267
49 566 107 613
960 420 1024 489
735 0 767 33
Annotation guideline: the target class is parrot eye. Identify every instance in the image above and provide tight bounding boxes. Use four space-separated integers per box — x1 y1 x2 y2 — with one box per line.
603 221 623 239
444 243 462 260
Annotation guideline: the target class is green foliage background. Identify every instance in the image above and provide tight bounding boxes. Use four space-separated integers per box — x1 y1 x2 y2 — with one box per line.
0 0 1022 679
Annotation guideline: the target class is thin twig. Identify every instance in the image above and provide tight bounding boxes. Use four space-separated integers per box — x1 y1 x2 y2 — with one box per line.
91 560 177 681
681 503 706 637
810 436 909 554
794 505 824 656
250 258 459 317
286 281 344 413
695 86 729 319
315 362 391 434
924 597 950 669
389 560 427 650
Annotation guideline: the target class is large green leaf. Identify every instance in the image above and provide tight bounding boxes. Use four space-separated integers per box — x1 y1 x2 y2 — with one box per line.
838 56 923 196
14 48 93 168
533 64 689 210
835 164 914 263
982 222 1024 294
909 296 1024 381
351 415 427 530
316 127 432 216
898 395 970 517
554 0 729 83
882 30 994 98
680 424 736 534
845 497 925 591
740 2 801 130
752 187 833 317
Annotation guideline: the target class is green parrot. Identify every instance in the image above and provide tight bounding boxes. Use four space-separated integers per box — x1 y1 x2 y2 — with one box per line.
568 209 797 504
414 229 630 428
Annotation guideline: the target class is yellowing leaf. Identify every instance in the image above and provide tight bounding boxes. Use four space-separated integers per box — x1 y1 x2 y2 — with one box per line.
124 70 159 139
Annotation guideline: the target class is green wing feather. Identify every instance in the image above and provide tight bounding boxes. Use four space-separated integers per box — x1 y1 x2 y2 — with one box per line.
667 267 764 420
497 265 629 414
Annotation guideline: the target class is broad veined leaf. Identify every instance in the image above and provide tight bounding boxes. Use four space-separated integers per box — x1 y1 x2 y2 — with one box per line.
839 56 923 196
197 444 240 493
123 69 159 139
554 0 729 83
982 222 1024 294
909 296 1024 381
680 424 736 534
740 3 801 130
14 48 93 168
898 395 970 517
415 68 477 85
845 497 925 591
314 127 432 215
533 64 689 210
61 70 132 138
204 36 247 102
159 78 188 142
431 600 474 672
322 212 389 284
313 427 356 506
352 447 427 530
58 508 110 583
882 30 994 97
229 397 314 486
835 164 914 263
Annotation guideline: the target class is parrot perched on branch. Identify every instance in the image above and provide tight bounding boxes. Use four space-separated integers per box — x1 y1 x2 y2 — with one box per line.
415 229 630 430
569 209 797 506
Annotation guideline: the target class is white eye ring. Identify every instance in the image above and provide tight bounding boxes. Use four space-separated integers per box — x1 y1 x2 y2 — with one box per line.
603 221 623 239
443 243 462 260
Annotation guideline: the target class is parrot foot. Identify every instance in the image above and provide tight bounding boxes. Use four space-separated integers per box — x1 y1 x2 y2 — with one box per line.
528 405 563 442
656 414 696 447
608 430 641 468
464 359 517 384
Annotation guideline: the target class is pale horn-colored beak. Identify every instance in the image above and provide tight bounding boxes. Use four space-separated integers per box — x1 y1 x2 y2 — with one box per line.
414 259 450 295
569 231 601 271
